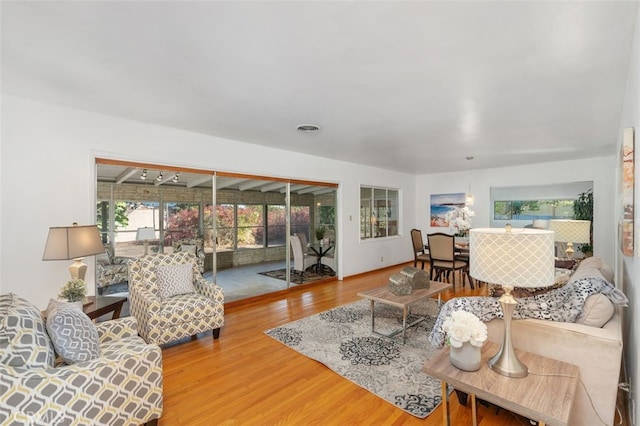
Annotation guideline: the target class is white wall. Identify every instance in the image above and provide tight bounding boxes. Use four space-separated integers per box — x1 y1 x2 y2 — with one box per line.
416 157 616 267
0 94 416 308
618 4 640 424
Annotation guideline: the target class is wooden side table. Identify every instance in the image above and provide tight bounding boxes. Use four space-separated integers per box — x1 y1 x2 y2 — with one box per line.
83 295 127 320
423 341 579 426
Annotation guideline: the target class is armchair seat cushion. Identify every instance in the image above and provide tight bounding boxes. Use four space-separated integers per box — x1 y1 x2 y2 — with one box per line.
157 293 221 323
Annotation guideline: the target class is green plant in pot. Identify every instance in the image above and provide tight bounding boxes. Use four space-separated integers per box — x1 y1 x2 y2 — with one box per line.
574 189 594 255
579 243 593 257
59 279 87 303
315 226 326 242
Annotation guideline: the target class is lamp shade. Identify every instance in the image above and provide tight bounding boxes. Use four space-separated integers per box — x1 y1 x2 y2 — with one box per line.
42 224 104 260
469 228 555 288
136 227 157 241
548 220 591 244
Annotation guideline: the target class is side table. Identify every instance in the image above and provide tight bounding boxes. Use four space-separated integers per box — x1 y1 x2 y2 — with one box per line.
83 295 127 320
423 341 579 426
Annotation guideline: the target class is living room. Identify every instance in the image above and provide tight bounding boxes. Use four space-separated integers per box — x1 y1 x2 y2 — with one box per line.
1 1 639 425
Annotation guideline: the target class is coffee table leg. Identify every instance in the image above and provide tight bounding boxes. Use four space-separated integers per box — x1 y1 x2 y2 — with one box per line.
402 306 408 344
370 300 375 333
441 381 449 426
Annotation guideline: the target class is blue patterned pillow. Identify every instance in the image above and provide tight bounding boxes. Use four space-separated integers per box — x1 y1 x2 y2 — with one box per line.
156 263 195 298
46 300 100 364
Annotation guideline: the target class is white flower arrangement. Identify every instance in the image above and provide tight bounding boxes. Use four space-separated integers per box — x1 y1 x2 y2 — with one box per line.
442 310 487 348
445 206 475 237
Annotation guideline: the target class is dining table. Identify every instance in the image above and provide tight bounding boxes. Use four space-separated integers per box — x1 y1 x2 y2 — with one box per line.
307 242 334 273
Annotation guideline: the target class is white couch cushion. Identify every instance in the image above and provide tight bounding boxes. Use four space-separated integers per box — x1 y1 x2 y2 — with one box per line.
575 293 615 327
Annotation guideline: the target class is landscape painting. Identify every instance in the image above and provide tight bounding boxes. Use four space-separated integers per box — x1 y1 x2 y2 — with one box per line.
430 193 465 227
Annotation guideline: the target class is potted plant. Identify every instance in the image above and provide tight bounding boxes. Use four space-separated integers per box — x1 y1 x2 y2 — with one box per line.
59 279 87 307
579 243 593 257
315 226 326 242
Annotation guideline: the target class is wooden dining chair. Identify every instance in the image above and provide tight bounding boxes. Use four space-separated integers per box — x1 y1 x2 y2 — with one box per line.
410 229 431 270
427 232 472 291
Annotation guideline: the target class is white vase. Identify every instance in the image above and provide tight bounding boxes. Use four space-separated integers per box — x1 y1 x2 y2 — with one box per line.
450 342 482 371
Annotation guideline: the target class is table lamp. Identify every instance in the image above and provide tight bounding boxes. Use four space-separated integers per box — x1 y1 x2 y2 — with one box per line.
548 219 591 258
469 227 555 378
42 223 105 281
136 227 157 255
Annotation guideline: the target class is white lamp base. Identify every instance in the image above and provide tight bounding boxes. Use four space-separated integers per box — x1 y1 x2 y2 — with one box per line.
565 242 575 259
488 286 528 378
68 258 87 281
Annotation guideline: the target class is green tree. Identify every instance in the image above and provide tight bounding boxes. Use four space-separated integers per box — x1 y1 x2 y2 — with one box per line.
96 201 130 243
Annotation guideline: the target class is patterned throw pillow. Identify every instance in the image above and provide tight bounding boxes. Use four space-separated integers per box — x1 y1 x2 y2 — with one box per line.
0 293 55 369
156 263 195 299
45 299 100 364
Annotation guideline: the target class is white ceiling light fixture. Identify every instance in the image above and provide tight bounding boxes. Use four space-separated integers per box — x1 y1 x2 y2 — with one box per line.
296 124 321 133
140 169 147 180
172 172 179 183
156 172 163 182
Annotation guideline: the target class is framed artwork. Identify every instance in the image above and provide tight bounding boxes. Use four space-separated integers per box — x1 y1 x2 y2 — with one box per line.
620 127 634 256
430 193 465 227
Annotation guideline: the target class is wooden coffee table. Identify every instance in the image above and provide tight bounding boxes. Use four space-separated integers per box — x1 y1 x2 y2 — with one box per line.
83 295 127 320
357 281 452 344
423 341 579 426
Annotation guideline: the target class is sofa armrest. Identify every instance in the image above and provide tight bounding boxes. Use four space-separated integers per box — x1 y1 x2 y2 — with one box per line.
194 276 224 303
0 337 163 425
96 316 138 343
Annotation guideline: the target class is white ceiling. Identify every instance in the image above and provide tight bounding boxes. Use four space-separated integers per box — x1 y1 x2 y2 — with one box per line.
2 1 638 174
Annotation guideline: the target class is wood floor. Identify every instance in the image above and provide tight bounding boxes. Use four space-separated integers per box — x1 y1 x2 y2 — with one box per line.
158 263 619 425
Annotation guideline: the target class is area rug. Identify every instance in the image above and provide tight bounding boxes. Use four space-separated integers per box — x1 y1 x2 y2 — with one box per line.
264 299 445 418
258 268 334 284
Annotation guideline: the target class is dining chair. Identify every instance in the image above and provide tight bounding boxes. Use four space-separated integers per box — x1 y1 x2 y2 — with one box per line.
290 234 316 283
427 232 472 291
410 229 431 270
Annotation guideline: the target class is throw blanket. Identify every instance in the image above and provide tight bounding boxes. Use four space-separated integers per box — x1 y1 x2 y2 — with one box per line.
429 277 628 348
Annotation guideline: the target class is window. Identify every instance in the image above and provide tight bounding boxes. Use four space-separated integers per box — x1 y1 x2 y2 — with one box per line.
164 202 200 248
493 199 575 221
237 204 264 249
96 200 159 257
267 205 286 247
290 205 310 242
216 203 235 250
360 186 400 240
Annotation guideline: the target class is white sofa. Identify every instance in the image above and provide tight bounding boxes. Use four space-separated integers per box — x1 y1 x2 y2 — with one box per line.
484 257 623 426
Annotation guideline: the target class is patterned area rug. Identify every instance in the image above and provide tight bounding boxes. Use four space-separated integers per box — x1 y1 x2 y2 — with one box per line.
265 299 445 418
258 268 334 284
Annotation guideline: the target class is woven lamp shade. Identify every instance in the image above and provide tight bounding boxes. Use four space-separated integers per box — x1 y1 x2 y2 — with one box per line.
548 220 591 244
469 228 555 288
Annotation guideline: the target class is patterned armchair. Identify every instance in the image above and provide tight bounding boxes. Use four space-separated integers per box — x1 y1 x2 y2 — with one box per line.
96 245 133 292
129 251 224 346
171 238 205 273
0 293 162 425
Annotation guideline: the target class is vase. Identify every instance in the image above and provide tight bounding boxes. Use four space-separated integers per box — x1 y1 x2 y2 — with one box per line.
455 236 469 247
449 342 482 371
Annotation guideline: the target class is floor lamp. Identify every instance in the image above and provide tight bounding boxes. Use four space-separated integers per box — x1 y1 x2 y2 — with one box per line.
469 227 555 378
